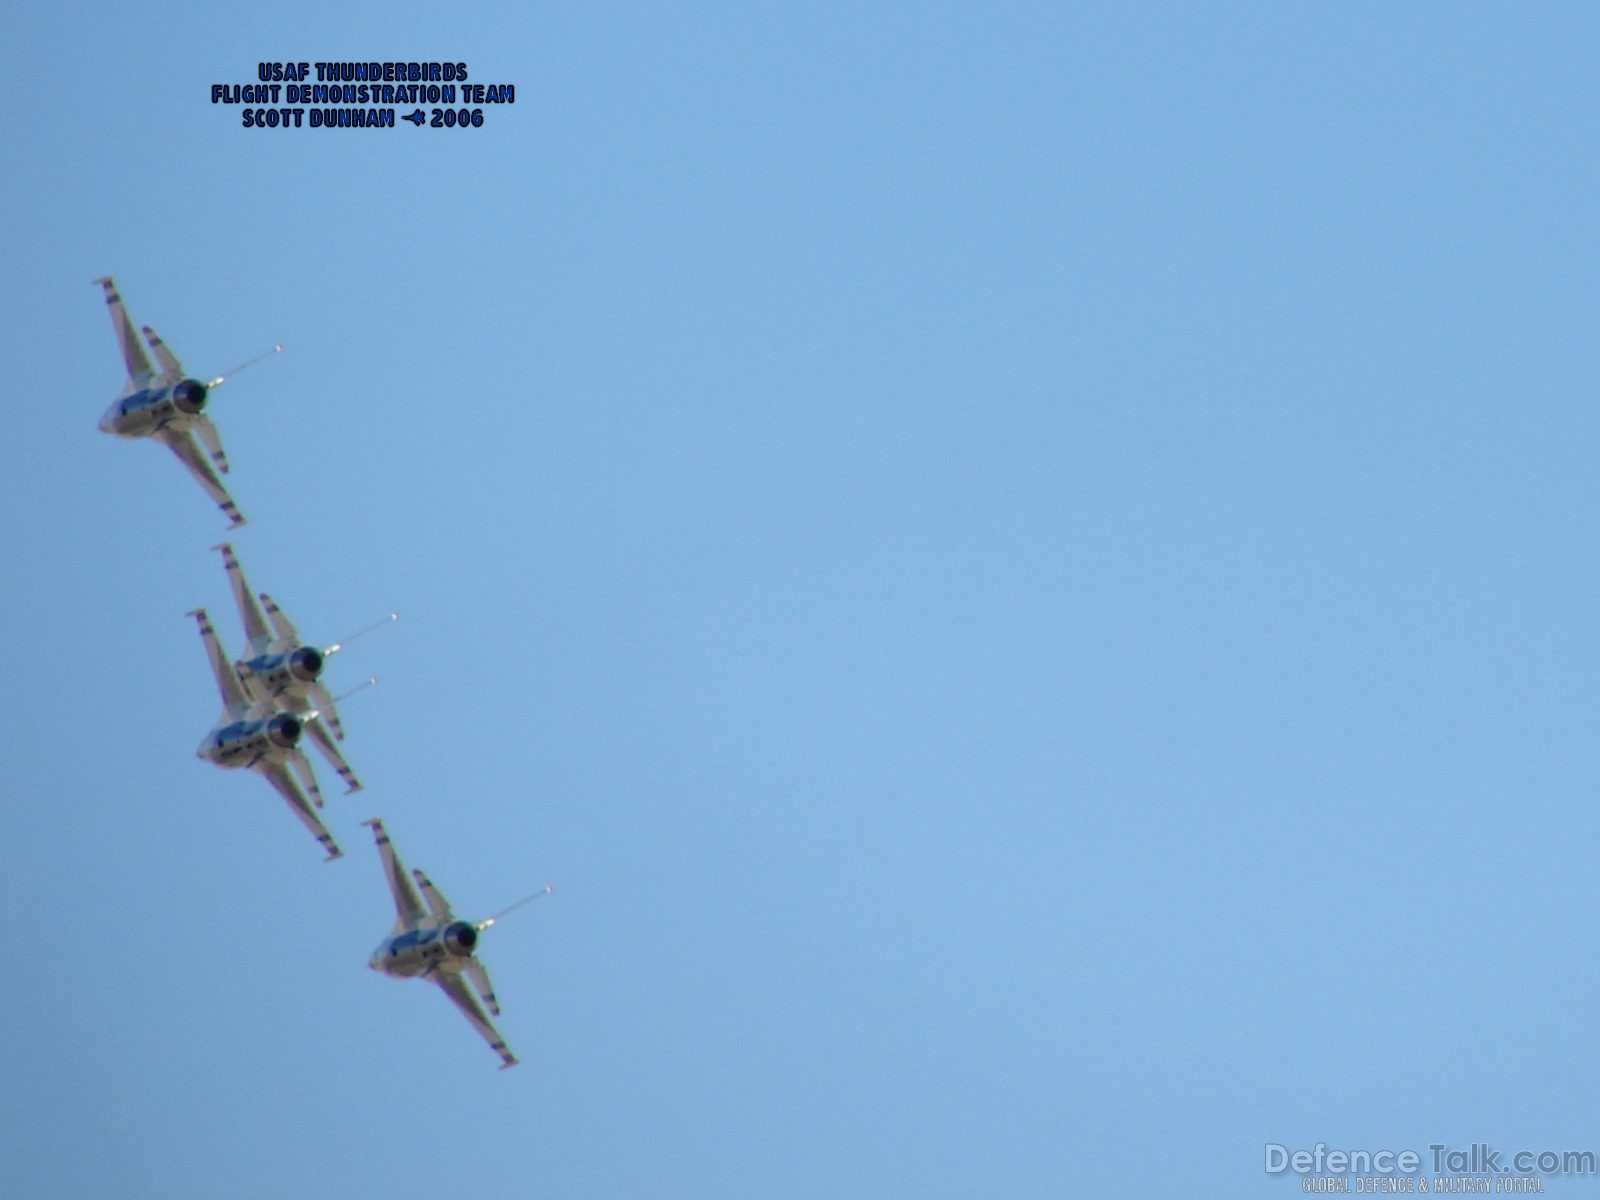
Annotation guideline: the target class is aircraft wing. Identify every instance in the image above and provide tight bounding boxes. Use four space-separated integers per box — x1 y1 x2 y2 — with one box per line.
412 867 455 920
362 819 427 927
187 609 250 718
258 761 343 861
435 970 518 1069
215 543 275 655
93 277 155 393
156 429 245 528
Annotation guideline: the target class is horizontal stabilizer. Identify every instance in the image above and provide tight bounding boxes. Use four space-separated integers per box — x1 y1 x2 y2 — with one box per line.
141 324 184 382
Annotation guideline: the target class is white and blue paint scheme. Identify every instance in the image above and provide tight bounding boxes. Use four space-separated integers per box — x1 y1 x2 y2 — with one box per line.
188 607 343 861
364 817 549 1069
93 275 280 527
211 542 392 794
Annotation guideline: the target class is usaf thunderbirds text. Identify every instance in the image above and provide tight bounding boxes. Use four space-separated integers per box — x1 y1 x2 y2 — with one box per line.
211 62 515 128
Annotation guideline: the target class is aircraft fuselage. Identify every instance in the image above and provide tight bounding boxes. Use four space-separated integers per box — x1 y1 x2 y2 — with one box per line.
237 646 324 702
370 920 480 980
98 380 210 439
198 712 302 768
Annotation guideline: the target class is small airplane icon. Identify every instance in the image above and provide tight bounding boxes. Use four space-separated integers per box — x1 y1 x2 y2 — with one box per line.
363 818 551 1069
92 276 281 527
187 607 347 861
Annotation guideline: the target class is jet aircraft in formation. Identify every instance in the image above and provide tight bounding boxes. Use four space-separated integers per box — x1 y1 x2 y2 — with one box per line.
210 541 395 794
363 818 550 1069
100 277 544 1068
188 607 347 861
93 275 281 527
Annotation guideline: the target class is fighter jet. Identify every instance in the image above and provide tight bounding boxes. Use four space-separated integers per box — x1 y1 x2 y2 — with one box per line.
210 542 394 794
188 607 343 861
363 817 550 1069
93 275 281 527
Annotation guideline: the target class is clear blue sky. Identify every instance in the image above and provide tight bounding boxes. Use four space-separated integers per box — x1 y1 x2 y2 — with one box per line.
5 3 1600 1196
